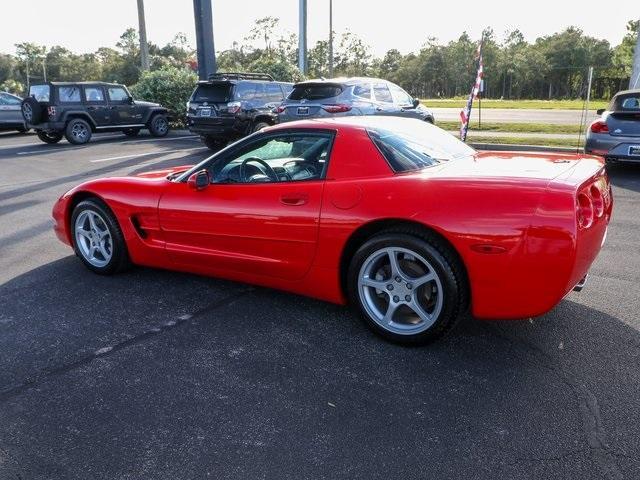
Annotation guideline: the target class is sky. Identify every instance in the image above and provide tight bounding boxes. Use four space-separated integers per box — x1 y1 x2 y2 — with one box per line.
1 0 637 57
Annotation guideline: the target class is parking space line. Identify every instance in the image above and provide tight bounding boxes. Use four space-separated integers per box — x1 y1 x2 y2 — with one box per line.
5 135 199 154
89 146 208 163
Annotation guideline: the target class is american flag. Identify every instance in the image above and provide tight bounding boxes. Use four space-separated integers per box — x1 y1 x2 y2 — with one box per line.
460 41 484 142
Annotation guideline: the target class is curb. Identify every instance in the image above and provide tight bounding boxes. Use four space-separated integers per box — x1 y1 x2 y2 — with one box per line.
470 142 584 154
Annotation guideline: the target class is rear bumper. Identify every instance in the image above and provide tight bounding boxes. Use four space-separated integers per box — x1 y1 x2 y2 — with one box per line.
186 115 248 139
585 133 640 161
29 120 66 132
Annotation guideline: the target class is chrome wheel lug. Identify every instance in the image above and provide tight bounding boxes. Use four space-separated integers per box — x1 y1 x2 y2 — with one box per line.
406 283 412 290
405 295 411 302
387 284 394 291
393 295 400 303
395 276 401 282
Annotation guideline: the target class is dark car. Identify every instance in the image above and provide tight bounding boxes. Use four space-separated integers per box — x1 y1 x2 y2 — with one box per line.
21 81 170 145
277 77 434 124
186 72 293 150
585 89 640 163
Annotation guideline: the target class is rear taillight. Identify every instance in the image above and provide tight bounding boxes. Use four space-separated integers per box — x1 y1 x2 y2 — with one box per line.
227 101 241 114
590 184 604 218
590 120 609 134
321 104 352 113
47 106 56 117
576 192 594 229
275 105 286 114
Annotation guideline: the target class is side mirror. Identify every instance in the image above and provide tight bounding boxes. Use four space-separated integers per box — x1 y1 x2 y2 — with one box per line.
188 169 210 191
127 96 134 104
412 98 420 108
596 108 605 115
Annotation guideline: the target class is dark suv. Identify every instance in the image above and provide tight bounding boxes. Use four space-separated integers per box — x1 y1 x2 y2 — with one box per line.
186 72 293 150
22 81 170 145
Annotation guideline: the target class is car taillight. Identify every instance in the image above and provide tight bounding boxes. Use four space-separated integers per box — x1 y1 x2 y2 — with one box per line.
321 104 352 113
227 101 241 114
590 184 604 218
275 105 286 113
590 120 609 134
576 192 594 229
47 106 56 117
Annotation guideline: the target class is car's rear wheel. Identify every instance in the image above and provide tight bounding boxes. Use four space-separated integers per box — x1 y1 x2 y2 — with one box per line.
148 114 169 137
252 121 271 133
21 97 42 124
65 118 92 145
348 232 463 345
123 128 141 137
36 131 63 144
71 199 131 275
201 135 227 151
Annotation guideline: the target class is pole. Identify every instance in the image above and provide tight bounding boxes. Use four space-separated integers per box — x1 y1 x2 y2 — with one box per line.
631 19 640 89
298 0 307 75
42 59 47 82
26 59 29 92
577 66 594 151
193 0 216 80
137 0 150 70
328 0 333 77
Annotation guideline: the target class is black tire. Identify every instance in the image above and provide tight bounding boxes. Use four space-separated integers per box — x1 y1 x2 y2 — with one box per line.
21 97 42 124
201 135 227 151
37 131 63 144
70 198 131 275
252 121 271 133
148 114 169 137
347 230 465 345
123 128 141 137
65 118 92 145
425 116 435 124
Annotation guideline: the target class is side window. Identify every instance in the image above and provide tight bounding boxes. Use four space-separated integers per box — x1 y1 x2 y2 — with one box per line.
208 133 333 184
235 82 263 101
265 83 284 102
58 86 81 103
373 83 393 103
389 84 413 106
353 83 371 100
84 87 105 103
0 93 20 105
282 84 293 98
107 87 129 102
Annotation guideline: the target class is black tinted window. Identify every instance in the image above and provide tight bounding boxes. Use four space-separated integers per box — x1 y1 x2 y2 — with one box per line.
59 86 81 103
194 84 231 102
265 83 284 102
235 82 265 101
289 84 343 100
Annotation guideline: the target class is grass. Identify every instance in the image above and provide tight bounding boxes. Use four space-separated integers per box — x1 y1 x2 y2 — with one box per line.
437 121 583 135
467 135 583 148
423 98 608 110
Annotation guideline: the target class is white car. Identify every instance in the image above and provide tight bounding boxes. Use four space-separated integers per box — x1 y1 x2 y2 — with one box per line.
0 91 28 133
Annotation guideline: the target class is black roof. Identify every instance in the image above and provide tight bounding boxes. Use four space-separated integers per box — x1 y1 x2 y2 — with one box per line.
31 81 125 87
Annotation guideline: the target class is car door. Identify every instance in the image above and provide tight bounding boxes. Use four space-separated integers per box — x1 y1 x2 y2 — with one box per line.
389 83 422 119
352 82 375 115
372 82 399 116
82 86 110 127
158 130 335 281
106 85 141 126
0 93 24 127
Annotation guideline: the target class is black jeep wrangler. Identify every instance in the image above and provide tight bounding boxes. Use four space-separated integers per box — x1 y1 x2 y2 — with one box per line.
186 72 293 150
22 81 170 145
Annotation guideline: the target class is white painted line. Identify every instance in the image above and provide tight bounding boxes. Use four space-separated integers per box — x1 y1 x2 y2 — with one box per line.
3 134 198 152
90 146 208 163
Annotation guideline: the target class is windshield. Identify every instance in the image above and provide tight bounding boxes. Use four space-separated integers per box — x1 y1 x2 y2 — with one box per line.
367 121 475 172
29 84 50 102
289 84 343 101
193 83 232 103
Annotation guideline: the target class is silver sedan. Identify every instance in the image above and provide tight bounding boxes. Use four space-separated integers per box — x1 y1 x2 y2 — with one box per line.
585 89 640 163
0 91 28 133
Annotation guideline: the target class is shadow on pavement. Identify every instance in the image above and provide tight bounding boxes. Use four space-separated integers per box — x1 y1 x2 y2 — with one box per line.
0 257 638 479
607 161 640 193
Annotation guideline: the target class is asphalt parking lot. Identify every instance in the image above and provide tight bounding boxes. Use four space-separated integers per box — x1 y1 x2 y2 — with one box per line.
0 129 639 480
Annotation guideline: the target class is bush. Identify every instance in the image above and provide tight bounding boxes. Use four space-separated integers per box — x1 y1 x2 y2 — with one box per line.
131 66 197 127
248 57 305 83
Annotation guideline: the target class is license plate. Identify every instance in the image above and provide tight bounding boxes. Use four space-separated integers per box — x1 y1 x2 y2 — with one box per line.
297 106 309 116
629 145 640 156
199 107 212 117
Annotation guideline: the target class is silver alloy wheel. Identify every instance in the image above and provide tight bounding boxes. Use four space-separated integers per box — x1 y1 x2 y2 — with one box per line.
153 116 168 134
22 103 32 122
74 210 113 267
358 246 444 335
71 122 89 141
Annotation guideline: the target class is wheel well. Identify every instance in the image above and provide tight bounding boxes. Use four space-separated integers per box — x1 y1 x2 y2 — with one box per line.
146 110 167 124
253 115 274 126
339 219 470 308
66 191 104 236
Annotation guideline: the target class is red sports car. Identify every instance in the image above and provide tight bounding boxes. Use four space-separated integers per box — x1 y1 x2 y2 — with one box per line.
52 117 612 344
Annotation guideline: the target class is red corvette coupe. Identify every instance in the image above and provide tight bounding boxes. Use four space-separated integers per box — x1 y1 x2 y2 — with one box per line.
52 117 612 344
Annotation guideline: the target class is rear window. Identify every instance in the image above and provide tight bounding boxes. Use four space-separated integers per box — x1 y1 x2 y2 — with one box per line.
29 85 50 102
289 84 343 101
367 123 475 172
611 93 640 112
193 83 232 102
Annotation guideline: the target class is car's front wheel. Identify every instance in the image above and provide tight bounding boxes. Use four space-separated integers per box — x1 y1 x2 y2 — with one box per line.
348 232 463 345
148 114 169 137
201 136 227 151
71 199 131 275
65 118 92 145
36 131 63 144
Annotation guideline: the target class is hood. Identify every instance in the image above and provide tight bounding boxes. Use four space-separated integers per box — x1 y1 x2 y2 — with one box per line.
135 165 193 179
433 151 603 183
133 100 161 107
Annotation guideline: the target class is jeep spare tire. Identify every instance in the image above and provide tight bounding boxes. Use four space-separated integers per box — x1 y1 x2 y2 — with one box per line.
21 97 43 125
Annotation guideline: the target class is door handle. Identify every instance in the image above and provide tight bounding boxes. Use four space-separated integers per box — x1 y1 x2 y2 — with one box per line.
375 107 383 112
87 106 96 111
280 193 308 206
